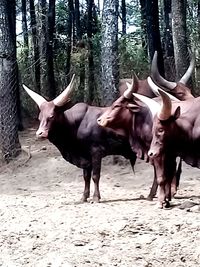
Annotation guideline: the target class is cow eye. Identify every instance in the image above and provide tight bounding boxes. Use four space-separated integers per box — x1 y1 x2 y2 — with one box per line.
49 115 54 120
177 92 183 97
158 128 164 133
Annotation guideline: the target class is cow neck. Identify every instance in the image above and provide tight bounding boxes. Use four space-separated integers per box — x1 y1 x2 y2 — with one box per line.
48 111 74 143
130 106 153 158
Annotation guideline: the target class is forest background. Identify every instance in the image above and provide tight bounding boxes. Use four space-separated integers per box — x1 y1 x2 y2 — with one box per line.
0 0 199 162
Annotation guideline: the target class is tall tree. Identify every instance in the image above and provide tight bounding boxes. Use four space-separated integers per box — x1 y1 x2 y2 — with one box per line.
74 0 85 102
195 0 200 94
146 0 165 76
46 0 56 98
163 0 174 57
171 0 190 82
87 0 97 104
121 0 126 35
21 0 29 48
39 0 48 97
140 0 148 56
101 0 119 106
30 0 41 93
0 0 21 162
163 0 175 80
66 0 73 84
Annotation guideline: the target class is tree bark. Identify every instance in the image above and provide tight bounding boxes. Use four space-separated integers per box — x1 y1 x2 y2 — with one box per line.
146 0 165 76
0 0 21 163
74 0 85 102
46 0 56 98
101 0 119 106
74 0 82 41
21 0 29 48
139 0 148 56
39 0 49 97
121 0 126 35
87 0 96 104
171 0 190 80
30 0 41 93
163 0 175 80
66 0 73 84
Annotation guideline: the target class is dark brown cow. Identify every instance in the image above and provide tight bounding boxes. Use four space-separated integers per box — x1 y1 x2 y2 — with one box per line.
134 89 200 208
119 77 156 98
97 77 185 200
151 51 194 100
23 75 138 203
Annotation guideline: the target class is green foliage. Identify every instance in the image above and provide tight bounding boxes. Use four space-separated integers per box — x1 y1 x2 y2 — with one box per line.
126 0 142 30
119 33 149 79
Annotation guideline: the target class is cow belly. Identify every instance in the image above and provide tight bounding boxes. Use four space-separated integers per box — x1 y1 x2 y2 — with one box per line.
62 152 91 169
183 155 200 168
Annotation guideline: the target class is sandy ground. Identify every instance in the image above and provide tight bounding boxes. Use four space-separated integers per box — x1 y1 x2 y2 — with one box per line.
0 128 200 267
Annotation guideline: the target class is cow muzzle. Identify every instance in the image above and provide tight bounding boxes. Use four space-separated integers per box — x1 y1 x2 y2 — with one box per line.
97 117 108 127
36 129 48 139
148 148 160 159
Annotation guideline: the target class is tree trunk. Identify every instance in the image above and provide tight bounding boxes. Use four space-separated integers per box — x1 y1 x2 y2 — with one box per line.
74 0 82 41
46 0 56 99
121 0 126 35
163 0 175 80
21 0 29 48
30 0 41 93
101 0 119 106
139 0 148 56
74 0 85 102
146 0 165 76
66 0 73 84
171 0 190 81
195 0 200 95
0 0 21 163
87 0 96 104
39 0 49 98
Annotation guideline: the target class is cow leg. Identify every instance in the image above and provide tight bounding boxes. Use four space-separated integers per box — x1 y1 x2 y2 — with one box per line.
164 156 176 207
147 164 158 200
81 167 92 202
171 175 177 197
91 156 102 203
164 182 171 208
153 157 167 208
129 153 137 173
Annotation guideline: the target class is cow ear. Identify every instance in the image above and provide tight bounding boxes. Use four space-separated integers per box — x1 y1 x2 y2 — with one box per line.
173 106 181 120
127 103 140 113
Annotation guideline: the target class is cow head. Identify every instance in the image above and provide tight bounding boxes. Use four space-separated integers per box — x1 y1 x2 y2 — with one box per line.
97 74 140 131
151 51 194 100
23 75 75 139
132 90 180 158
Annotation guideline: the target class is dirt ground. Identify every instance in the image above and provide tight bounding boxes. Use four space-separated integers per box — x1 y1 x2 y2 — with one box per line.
0 128 200 267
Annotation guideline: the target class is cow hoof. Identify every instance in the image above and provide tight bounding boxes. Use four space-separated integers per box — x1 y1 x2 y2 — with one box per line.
80 196 88 203
156 202 163 209
164 200 170 209
90 197 100 203
147 195 154 201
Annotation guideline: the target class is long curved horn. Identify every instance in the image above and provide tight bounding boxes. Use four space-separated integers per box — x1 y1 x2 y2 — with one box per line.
179 54 195 84
23 84 47 107
53 74 75 106
157 89 172 120
147 77 180 102
151 51 177 90
123 72 139 99
132 93 160 118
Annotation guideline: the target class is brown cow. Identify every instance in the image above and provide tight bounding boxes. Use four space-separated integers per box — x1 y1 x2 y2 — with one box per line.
119 77 156 98
23 75 139 203
97 76 184 200
133 88 200 208
151 51 194 100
